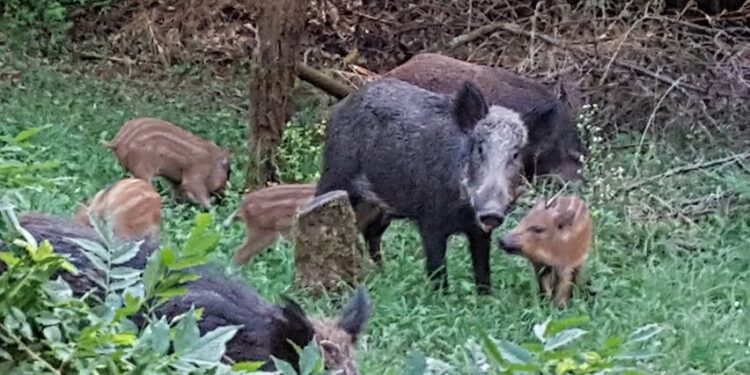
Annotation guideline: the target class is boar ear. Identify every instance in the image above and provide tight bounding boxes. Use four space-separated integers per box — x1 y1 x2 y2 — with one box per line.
337 287 371 343
454 81 488 132
279 296 316 347
555 209 576 229
521 100 558 134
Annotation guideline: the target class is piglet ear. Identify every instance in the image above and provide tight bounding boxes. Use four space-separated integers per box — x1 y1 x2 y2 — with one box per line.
279 296 315 348
453 81 488 132
337 287 372 343
555 209 576 229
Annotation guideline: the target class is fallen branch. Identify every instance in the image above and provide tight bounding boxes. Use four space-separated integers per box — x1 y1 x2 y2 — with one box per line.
296 63 353 99
76 51 136 66
620 152 750 193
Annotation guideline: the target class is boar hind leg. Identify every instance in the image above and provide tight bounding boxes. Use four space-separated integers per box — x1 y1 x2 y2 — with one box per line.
419 226 449 292
553 267 575 309
362 212 391 265
467 228 492 295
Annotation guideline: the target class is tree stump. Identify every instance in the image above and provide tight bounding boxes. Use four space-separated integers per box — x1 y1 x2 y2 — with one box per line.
292 190 369 296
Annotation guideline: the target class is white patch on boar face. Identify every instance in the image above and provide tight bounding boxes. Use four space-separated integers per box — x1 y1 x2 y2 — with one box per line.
463 105 528 232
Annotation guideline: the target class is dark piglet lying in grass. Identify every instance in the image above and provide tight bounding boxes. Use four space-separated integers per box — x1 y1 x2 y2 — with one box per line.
316 78 555 294
107 117 231 209
155 266 371 374
383 53 586 183
0 213 158 296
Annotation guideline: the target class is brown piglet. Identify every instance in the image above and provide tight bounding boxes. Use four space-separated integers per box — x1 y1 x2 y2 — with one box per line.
106 117 231 209
225 183 317 266
74 177 162 243
498 195 593 309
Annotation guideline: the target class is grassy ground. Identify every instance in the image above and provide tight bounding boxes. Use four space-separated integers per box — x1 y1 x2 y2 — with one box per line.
2 52 749 374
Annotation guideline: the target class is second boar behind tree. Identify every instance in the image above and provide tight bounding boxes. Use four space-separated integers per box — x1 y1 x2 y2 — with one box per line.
316 78 556 294
383 53 586 183
107 117 231 209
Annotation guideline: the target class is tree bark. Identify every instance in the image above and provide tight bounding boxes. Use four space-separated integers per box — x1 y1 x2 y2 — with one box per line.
291 190 370 296
246 0 305 190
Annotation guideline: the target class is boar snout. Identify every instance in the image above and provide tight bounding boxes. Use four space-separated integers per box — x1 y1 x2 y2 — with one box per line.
499 233 523 254
478 212 504 231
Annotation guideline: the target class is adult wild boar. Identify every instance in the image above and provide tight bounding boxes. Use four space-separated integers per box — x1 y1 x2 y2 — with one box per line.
316 78 555 294
0 213 158 296
156 266 371 374
383 53 586 183
107 117 231 209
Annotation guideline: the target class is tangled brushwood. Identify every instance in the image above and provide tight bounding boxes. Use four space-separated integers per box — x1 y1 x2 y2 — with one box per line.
70 1 749 143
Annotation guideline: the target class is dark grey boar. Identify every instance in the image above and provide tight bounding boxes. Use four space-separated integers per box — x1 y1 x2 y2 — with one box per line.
155 266 371 374
316 78 556 294
383 53 586 183
0 213 158 296
106 117 231 209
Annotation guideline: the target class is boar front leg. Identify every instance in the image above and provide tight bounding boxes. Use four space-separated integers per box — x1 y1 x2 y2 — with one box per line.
234 227 279 266
532 262 555 299
182 173 212 209
467 228 491 295
553 267 575 309
419 226 449 292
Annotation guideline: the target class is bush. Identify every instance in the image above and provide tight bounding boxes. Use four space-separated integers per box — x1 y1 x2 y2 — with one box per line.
403 316 663 375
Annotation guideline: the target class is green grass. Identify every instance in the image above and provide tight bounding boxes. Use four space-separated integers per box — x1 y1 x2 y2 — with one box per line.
1 53 749 374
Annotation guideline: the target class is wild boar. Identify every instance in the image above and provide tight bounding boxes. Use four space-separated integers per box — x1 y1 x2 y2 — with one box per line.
106 117 231 209
155 265 371 374
74 178 162 243
316 78 556 294
383 53 586 183
224 183 317 266
498 195 593 309
0 213 159 296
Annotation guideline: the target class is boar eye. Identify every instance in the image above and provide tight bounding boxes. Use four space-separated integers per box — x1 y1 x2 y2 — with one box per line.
529 226 546 234
512 151 520 160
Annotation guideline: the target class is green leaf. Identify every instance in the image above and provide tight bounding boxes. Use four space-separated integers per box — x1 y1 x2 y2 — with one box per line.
156 287 188 300
544 328 587 352
143 251 162 295
479 332 506 368
110 266 142 280
111 241 143 265
496 339 535 364
169 255 209 271
178 273 201 284
115 293 143 320
299 341 323 375
402 352 427 375
183 213 219 257
110 277 140 291
180 325 242 366
173 309 201 354
533 317 551 341
231 361 265 372
0 252 20 267
67 238 108 271
159 248 177 267
0 347 11 361
602 335 625 356
613 349 660 361
112 332 136 346
545 315 590 337
271 357 299 375
138 317 171 355
11 127 42 144
626 324 663 345
42 325 62 343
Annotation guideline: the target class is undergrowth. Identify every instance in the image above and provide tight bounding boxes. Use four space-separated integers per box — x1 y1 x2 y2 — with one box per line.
0 51 748 374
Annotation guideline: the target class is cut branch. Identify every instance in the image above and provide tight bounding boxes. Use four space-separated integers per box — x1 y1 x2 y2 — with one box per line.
296 63 353 99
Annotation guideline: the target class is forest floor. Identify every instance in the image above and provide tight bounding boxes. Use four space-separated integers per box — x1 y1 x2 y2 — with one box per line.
2 49 749 374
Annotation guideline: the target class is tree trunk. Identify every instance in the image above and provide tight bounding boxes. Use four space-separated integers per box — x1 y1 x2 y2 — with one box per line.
245 0 305 190
291 190 370 296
